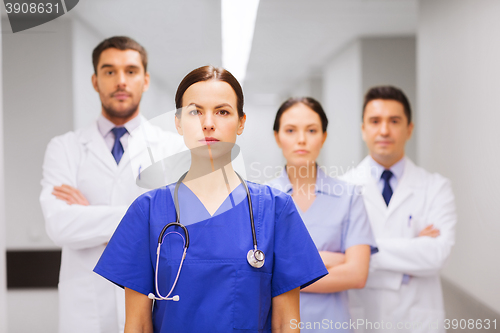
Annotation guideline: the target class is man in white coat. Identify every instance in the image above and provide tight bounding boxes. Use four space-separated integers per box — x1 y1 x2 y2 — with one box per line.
342 86 456 333
40 36 184 333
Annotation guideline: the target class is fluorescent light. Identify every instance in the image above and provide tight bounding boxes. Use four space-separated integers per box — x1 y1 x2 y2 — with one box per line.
221 0 260 84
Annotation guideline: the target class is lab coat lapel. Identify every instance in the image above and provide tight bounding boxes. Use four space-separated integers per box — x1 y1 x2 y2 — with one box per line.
352 157 388 215
117 148 132 174
79 123 117 173
126 119 162 162
119 117 174 183
386 157 418 217
364 178 388 215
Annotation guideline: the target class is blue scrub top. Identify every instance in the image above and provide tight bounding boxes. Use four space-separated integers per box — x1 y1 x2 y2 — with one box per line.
268 168 378 332
94 180 327 333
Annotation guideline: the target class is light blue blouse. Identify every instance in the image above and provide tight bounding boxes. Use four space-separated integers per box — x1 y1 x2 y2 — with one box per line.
268 167 377 332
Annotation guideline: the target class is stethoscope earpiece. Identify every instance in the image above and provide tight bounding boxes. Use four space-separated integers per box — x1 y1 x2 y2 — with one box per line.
148 293 180 301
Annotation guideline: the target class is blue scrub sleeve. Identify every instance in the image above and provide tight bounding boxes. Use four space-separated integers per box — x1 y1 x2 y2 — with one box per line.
343 186 378 254
271 194 328 297
94 194 155 296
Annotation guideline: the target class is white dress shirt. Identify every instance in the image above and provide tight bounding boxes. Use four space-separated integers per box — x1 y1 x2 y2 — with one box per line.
368 155 406 193
96 114 142 151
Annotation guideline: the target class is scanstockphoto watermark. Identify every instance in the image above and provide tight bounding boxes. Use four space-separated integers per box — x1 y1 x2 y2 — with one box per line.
248 161 362 180
249 161 369 197
264 178 365 198
290 318 442 330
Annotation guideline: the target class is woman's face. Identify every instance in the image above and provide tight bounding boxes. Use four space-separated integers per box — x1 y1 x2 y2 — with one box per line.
175 80 245 157
274 103 327 168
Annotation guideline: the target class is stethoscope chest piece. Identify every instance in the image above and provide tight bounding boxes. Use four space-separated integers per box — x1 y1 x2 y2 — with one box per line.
247 249 265 268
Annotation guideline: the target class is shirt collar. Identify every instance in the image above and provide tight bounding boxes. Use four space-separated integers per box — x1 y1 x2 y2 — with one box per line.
96 114 142 137
368 155 406 182
272 165 339 196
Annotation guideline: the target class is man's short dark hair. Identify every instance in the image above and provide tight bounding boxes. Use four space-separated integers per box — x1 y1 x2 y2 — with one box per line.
362 86 412 124
92 36 148 74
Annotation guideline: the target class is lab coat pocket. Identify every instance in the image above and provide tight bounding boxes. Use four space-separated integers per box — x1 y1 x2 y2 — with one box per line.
408 214 424 238
233 269 272 331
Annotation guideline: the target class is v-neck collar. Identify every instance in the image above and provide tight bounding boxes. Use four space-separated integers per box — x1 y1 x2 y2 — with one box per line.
295 197 316 215
269 166 344 214
270 166 342 197
171 182 247 226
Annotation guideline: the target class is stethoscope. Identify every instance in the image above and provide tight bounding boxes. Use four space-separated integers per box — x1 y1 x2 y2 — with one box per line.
148 171 265 302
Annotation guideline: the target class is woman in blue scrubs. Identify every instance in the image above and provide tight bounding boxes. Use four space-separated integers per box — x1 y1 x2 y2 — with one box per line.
268 97 377 332
94 67 327 333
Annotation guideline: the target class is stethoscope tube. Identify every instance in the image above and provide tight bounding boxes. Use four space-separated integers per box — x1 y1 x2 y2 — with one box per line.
235 172 256 249
158 222 189 249
149 171 265 302
149 173 190 302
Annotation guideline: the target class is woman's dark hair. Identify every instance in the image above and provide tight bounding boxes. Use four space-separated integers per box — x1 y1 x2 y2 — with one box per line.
175 65 244 118
92 36 148 74
362 86 412 124
273 97 328 133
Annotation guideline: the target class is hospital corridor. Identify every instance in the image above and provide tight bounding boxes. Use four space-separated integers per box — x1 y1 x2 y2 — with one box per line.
0 0 499 332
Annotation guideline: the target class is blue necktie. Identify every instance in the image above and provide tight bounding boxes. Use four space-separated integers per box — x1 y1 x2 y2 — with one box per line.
381 170 393 206
381 169 410 284
111 127 127 164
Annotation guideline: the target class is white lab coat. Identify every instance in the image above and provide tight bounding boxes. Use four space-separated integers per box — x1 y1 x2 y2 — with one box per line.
40 116 185 333
341 157 456 333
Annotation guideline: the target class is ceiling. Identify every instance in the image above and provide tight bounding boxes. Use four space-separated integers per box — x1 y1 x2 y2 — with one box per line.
246 0 417 101
68 0 223 92
69 0 417 103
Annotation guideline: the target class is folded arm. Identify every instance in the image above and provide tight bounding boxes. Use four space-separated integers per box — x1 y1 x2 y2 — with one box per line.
40 136 127 250
302 245 371 293
371 178 456 277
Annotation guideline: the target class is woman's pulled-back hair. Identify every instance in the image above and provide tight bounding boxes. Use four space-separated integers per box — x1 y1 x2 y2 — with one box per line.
175 65 244 118
273 97 328 133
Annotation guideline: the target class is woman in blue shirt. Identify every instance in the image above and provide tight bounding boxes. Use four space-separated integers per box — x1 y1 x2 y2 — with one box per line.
94 67 327 333
268 97 377 332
